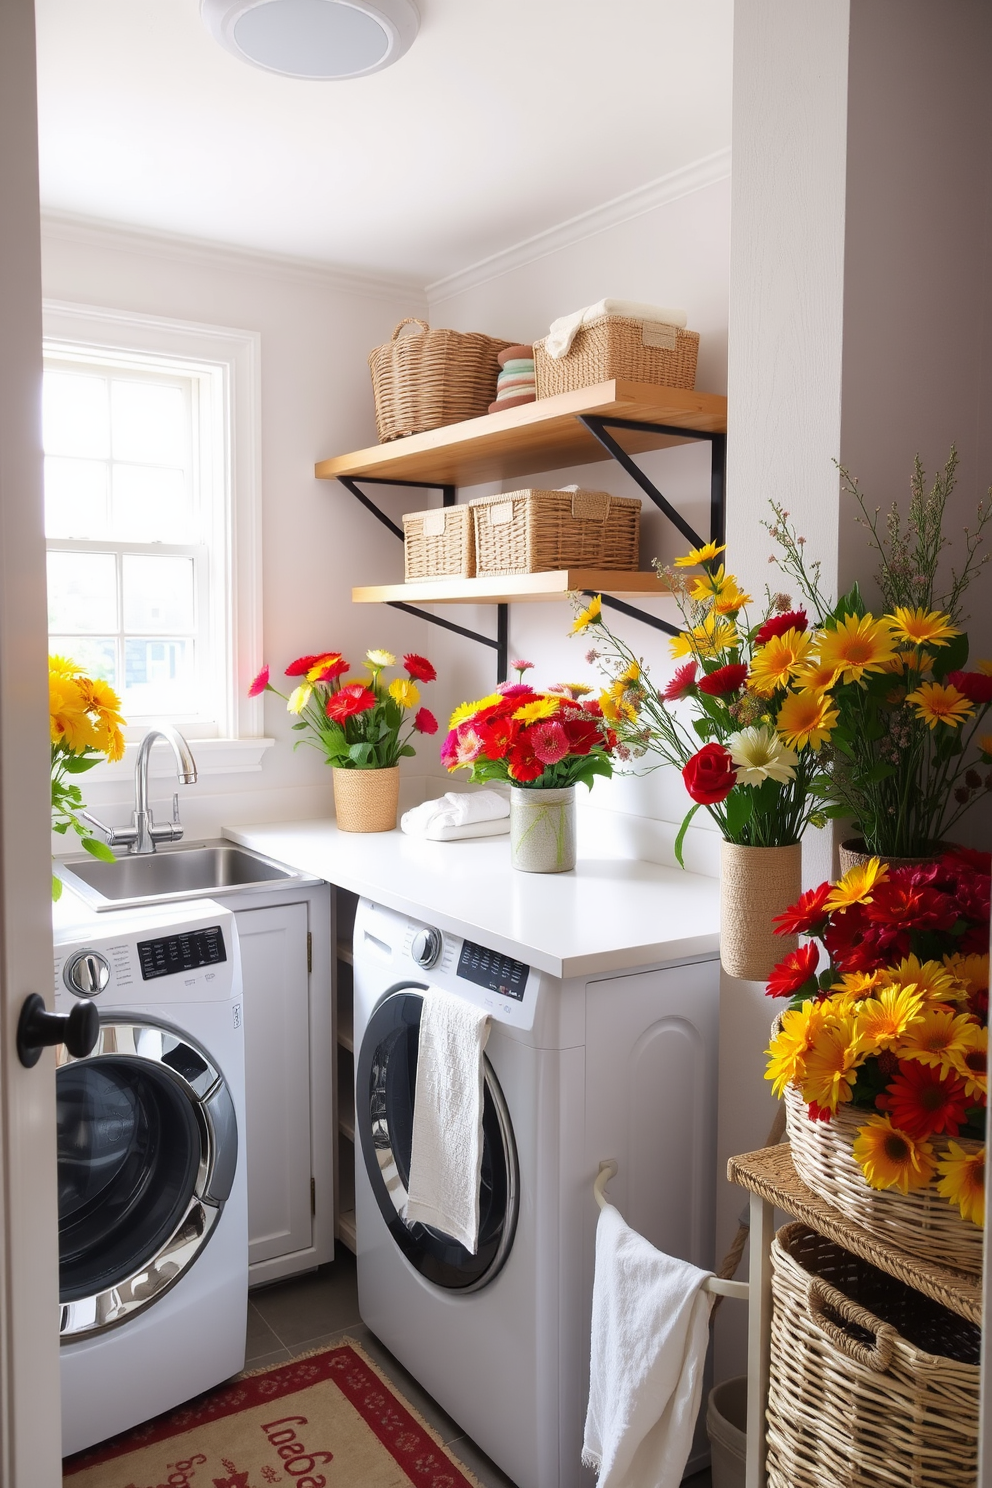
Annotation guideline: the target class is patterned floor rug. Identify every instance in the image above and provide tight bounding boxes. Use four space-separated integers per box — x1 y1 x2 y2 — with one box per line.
63 1338 483 1488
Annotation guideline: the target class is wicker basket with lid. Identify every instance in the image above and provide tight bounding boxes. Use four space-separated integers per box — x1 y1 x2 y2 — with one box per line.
368 318 512 442
470 487 640 575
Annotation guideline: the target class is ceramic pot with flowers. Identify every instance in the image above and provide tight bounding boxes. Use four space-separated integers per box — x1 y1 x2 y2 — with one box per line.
248 647 440 833
443 661 616 873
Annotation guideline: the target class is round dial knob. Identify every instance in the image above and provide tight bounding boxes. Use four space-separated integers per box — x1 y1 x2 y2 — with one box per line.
410 927 442 970
64 950 111 998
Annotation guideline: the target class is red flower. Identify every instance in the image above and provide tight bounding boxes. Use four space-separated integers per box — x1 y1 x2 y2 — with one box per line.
682 743 737 805
806 1101 834 1123
662 662 698 701
404 653 437 683
495 683 535 700
766 942 820 998
285 652 328 676
440 729 460 769
941 846 992 875
773 883 832 937
530 719 570 765
865 881 957 932
584 698 603 717
310 657 349 683
823 903 911 974
697 663 749 696
947 671 992 705
413 708 438 735
754 610 809 645
507 742 544 783
248 664 270 697
325 685 376 722
562 715 604 755
476 717 514 760
879 1062 969 1140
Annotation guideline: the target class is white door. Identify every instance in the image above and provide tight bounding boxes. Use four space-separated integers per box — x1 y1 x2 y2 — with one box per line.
237 902 314 1270
0 0 63 1482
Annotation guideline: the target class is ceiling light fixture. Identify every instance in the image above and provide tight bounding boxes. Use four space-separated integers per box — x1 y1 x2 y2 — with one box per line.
200 0 419 80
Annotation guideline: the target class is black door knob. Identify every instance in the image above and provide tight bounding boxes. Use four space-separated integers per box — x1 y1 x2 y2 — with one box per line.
16 994 99 1069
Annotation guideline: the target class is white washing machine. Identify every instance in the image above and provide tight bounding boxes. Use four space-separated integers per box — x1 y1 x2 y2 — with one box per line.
352 897 719 1488
53 897 248 1457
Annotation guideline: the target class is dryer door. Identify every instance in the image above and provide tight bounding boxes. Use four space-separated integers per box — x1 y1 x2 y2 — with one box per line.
56 1016 238 1340
357 985 518 1291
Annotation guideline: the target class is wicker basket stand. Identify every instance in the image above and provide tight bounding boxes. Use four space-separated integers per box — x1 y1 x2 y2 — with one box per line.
766 1222 980 1488
403 506 475 580
533 314 699 399
470 487 640 575
368 318 512 442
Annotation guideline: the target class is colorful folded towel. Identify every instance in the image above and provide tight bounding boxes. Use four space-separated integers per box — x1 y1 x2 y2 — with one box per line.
498 343 534 367
488 391 536 413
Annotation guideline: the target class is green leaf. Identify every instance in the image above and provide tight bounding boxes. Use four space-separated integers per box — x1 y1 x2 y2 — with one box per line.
831 583 865 622
52 874 63 901
398 745 416 758
673 805 700 867
863 761 897 783
723 787 754 839
291 720 308 731
692 718 713 740
931 630 969 678
82 835 117 862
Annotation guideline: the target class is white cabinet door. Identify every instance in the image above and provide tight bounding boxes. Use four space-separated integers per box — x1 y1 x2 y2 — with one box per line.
237 902 313 1267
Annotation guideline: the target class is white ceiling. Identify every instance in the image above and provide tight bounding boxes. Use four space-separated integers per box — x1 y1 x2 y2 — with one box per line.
35 0 733 285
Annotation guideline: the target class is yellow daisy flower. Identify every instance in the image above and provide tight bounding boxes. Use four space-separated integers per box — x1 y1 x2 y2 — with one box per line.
976 659 992 676
673 540 727 568
832 970 889 997
896 1008 977 1068
799 1013 866 1115
816 613 897 684
853 1116 936 1195
776 690 839 751
669 615 738 660
947 1026 987 1101
548 682 594 699
765 1001 829 1099
792 658 840 695
942 953 989 999
887 607 959 648
388 678 419 709
287 683 312 715
599 690 637 725
824 859 889 913
688 564 729 602
572 595 602 633
513 697 561 724
49 653 81 678
616 660 641 686
888 955 963 1004
49 676 99 754
905 681 974 730
979 733 992 760
448 693 502 729
365 649 396 669
856 984 925 1051
713 586 752 614
747 630 813 697
936 1142 985 1227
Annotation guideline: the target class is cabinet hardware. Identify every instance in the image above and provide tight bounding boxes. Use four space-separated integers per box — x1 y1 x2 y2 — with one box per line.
311 1176 316 1215
307 931 312 974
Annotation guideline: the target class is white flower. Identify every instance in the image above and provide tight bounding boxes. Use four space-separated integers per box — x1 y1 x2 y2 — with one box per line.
727 725 798 787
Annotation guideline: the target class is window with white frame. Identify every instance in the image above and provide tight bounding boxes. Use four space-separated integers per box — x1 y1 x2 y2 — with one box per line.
42 304 262 746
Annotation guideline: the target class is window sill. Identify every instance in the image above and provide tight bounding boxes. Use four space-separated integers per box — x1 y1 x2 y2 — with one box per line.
91 738 276 783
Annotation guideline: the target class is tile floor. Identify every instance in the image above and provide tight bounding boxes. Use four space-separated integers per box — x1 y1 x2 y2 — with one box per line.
247 1251 713 1488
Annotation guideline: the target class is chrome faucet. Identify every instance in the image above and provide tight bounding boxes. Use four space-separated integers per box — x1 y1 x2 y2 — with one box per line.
83 725 198 855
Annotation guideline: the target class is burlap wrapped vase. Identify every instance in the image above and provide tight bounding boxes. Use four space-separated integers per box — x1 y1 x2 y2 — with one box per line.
720 840 802 981
332 766 400 833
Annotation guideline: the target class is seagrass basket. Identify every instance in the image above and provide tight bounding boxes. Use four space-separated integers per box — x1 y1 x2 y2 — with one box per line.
403 505 475 580
470 488 640 575
368 318 513 442
533 314 699 399
784 1083 984 1275
767 1222 979 1488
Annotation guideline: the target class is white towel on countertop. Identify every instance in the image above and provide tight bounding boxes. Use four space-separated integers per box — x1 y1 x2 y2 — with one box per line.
545 299 688 359
400 789 510 841
404 986 492 1253
583 1203 713 1488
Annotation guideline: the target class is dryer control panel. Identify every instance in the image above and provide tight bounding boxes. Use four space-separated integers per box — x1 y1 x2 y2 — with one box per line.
457 940 528 1001
395 913 537 1030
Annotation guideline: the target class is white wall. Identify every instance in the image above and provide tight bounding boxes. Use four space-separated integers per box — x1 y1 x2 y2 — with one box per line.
41 218 436 840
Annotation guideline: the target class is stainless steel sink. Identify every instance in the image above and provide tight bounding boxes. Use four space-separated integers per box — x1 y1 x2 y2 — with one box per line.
56 840 312 911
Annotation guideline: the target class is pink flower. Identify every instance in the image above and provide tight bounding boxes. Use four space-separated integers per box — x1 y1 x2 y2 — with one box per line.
248 665 270 697
511 659 535 674
325 685 376 722
662 662 698 701
413 708 438 735
530 719 570 765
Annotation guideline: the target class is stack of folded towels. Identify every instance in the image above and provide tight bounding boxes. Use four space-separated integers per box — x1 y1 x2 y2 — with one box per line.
489 343 536 413
400 789 510 841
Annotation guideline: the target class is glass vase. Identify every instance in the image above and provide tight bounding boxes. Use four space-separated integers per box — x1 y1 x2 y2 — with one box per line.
509 785 576 873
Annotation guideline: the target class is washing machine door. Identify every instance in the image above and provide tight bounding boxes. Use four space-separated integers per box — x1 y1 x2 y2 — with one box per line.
56 1015 238 1340
357 984 518 1291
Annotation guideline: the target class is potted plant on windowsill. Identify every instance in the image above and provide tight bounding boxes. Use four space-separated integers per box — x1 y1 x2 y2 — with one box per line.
442 662 617 873
249 649 438 833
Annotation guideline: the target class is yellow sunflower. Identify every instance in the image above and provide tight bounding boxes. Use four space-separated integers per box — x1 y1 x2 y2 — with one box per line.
713 585 752 615
599 690 637 725
449 693 503 729
765 1001 829 1099
896 1008 977 1068
824 859 889 912
792 658 840 695
798 1013 866 1115
853 1116 936 1195
936 1142 985 1227
49 675 99 753
947 1026 987 1101
832 969 889 998
856 984 925 1051
816 613 897 684
572 595 602 633
747 630 812 697
887 607 959 648
513 697 560 724
905 681 974 730
673 540 727 568
669 615 738 660
942 953 989 999
776 690 839 751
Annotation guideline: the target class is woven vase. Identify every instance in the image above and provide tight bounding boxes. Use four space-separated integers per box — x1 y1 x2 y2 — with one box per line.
720 841 802 981
509 785 576 873
838 837 951 875
332 766 400 833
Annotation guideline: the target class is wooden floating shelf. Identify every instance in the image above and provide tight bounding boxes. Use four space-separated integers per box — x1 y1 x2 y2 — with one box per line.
352 569 670 607
317 380 727 488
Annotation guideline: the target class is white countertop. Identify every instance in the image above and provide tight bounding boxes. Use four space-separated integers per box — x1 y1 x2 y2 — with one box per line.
222 819 720 978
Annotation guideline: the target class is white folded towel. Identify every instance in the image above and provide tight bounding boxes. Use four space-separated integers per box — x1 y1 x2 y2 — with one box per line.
583 1203 713 1488
401 789 510 841
404 987 492 1253
545 299 688 359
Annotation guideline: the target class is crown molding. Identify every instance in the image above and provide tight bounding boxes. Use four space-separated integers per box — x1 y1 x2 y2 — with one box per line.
39 209 427 305
427 146 732 304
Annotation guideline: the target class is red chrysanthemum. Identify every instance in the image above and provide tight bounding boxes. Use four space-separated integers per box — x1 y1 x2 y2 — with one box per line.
662 662 698 700
697 663 749 696
248 664 270 697
325 685 376 722
413 708 438 735
476 717 514 760
562 715 604 756
507 742 544 783
310 657 349 683
865 882 957 932
823 904 911 975
529 719 570 765
773 883 833 937
947 670 992 705
285 652 328 676
403 653 437 683
941 846 992 875
766 942 820 998
879 1062 969 1140
754 610 809 646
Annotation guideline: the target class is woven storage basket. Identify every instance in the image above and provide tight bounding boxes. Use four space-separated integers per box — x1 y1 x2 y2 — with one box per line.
470 488 640 575
785 1083 984 1275
403 505 475 580
533 314 699 399
368 318 513 442
332 766 399 833
767 1222 979 1488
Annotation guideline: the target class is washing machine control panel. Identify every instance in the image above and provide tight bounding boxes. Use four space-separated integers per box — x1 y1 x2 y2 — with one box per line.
137 925 227 980
457 940 528 1001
